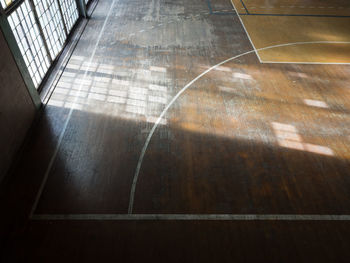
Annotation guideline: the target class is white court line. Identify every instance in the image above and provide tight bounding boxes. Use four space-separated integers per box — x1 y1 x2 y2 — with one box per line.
127 40 350 214
261 60 350 65
31 214 350 221
30 0 117 217
229 0 263 62
30 6 263 219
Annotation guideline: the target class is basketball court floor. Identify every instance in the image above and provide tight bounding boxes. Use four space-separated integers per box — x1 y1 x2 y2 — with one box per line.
1 0 350 261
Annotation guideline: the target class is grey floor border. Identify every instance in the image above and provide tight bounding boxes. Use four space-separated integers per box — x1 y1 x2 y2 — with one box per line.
31 214 350 221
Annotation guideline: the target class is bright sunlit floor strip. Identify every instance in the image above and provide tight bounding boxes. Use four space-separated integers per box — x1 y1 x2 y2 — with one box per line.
31 214 350 221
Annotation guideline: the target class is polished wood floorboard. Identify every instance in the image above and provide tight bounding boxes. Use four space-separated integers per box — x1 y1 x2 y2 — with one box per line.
232 0 350 63
232 0 350 16
1 0 350 261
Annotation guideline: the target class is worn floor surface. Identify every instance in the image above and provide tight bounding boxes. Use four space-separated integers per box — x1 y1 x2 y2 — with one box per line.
1 0 350 262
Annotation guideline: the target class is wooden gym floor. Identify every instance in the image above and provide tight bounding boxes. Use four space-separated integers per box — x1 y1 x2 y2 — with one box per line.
231 0 350 63
1 0 350 261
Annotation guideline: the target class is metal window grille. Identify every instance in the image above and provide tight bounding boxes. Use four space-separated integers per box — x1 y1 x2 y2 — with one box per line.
32 0 67 59
58 0 79 33
7 0 51 87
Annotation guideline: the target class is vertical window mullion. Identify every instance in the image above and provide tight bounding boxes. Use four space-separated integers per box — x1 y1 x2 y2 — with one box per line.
56 0 68 37
7 0 50 88
4 0 79 89
28 0 53 63
16 6 40 73
58 0 78 33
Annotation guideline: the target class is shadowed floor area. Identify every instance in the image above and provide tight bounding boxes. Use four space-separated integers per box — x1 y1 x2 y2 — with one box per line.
1 0 350 262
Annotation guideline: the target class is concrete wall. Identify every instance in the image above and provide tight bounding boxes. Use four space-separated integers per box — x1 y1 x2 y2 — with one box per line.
0 30 37 182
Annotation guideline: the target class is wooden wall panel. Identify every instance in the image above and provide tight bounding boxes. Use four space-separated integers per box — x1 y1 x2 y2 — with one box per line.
0 30 37 182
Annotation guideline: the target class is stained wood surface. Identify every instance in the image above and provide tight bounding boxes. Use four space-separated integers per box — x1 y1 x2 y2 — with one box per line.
232 0 350 16
1 0 350 262
232 0 350 63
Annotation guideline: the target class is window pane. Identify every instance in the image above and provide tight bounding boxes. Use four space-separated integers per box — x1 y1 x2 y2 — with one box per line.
8 0 50 88
5 0 80 88
33 0 66 58
59 0 79 33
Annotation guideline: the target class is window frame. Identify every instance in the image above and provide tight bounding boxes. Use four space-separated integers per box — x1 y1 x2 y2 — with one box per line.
0 0 88 102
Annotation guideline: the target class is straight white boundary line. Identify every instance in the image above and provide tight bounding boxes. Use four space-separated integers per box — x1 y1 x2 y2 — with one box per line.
31 214 350 221
127 40 350 214
27 2 350 219
29 0 117 217
41 0 101 106
261 60 350 65
229 0 263 62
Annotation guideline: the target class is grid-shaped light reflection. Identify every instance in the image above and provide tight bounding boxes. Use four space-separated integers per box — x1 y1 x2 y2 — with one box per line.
7 0 50 87
49 57 170 125
33 0 66 58
59 0 79 32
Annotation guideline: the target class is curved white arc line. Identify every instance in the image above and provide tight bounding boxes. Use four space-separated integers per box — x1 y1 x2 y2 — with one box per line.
127 49 254 214
128 40 350 214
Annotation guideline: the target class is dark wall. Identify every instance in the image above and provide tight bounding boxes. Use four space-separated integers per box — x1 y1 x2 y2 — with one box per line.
0 30 37 182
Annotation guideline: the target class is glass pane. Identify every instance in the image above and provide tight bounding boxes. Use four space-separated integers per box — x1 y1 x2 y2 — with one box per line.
58 0 79 33
8 0 50 88
4 0 80 88
33 0 66 58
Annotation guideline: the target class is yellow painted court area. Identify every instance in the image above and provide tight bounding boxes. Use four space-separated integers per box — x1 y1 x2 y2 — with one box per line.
232 0 350 16
231 0 350 63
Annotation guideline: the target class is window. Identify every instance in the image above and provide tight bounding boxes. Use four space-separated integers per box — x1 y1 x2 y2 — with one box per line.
1 0 84 89
8 1 51 87
33 0 66 58
59 0 79 32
